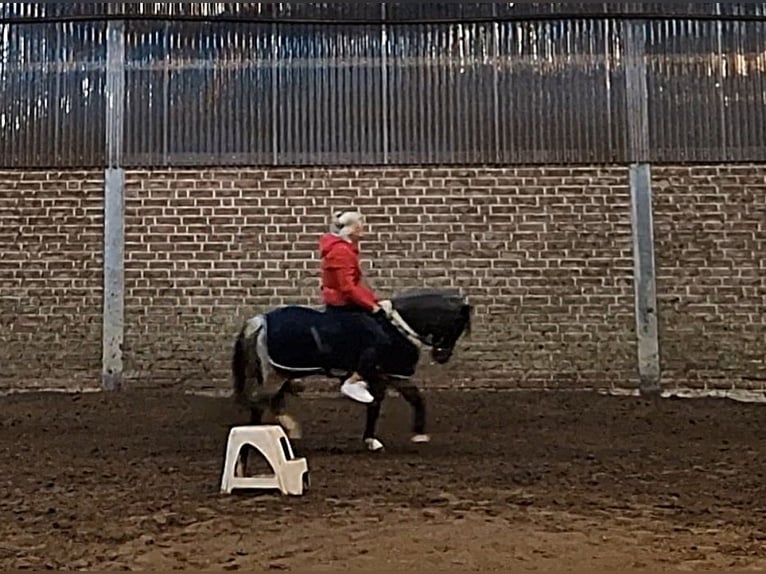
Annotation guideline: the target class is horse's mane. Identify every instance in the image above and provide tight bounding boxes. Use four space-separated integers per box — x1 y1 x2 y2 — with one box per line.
391 288 464 305
391 288 471 335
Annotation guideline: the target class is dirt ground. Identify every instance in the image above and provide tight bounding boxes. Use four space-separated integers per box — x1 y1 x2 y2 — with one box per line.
1 386 766 572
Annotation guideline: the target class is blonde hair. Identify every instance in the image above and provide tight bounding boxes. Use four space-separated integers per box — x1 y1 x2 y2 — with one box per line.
332 210 363 237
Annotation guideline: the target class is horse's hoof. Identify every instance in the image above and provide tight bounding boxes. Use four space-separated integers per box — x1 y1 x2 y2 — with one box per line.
364 438 385 452
411 434 431 444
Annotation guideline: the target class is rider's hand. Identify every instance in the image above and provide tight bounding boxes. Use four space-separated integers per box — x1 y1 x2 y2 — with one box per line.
378 300 393 317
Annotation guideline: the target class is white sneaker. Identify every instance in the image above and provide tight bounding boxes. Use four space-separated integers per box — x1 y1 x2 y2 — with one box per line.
340 379 375 404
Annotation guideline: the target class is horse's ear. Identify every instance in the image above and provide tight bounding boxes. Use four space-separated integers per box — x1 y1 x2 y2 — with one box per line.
460 303 472 336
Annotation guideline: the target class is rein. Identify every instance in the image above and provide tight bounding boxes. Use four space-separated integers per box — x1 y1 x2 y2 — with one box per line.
387 309 433 350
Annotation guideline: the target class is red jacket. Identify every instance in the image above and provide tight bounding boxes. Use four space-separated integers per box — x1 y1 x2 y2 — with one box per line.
319 232 378 311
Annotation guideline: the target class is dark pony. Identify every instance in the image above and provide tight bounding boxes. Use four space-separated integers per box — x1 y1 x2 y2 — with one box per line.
231 289 472 451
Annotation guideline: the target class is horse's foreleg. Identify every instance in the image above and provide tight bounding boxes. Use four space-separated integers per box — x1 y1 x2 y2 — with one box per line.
395 383 430 444
363 398 384 452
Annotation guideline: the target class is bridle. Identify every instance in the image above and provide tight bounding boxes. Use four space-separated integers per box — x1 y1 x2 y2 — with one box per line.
387 308 455 355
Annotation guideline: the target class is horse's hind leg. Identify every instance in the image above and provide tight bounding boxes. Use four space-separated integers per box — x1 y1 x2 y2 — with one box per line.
271 380 302 440
238 384 298 476
236 400 266 478
394 382 430 444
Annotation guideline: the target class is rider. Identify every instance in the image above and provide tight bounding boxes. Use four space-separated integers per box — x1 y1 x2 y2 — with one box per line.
319 209 392 404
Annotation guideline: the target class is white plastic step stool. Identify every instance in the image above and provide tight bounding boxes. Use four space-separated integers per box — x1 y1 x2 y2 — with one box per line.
220 425 309 496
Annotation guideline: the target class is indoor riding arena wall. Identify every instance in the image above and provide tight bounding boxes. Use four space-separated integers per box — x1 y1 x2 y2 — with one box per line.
1 165 764 393
0 171 104 390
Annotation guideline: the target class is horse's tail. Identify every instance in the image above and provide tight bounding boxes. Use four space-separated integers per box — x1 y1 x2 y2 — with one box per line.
231 328 249 406
232 314 267 408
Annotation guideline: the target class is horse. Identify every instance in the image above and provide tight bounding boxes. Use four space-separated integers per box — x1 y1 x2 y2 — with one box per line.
230 288 472 453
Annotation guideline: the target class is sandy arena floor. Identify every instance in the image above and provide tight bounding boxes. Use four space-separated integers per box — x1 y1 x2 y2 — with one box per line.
1 386 765 571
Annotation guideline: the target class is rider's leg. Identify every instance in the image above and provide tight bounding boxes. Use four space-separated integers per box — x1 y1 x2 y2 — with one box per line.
340 345 377 404
340 313 390 404
323 305 375 404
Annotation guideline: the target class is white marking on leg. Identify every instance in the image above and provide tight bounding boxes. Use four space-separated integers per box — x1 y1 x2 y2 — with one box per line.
365 437 384 452
411 434 431 444
276 413 302 440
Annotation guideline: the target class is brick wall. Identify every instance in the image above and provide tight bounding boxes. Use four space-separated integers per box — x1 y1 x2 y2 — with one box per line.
123 167 637 392
5 165 760 393
0 171 103 391
653 165 766 390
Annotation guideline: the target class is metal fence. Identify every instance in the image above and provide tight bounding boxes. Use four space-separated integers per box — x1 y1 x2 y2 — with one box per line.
1 2 765 167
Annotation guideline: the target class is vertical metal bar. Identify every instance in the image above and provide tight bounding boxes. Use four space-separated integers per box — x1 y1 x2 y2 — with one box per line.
604 19 614 159
53 23 63 164
271 9 279 165
492 3 501 163
162 21 170 165
624 19 660 395
381 2 389 164
102 19 125 391
715 2 727 160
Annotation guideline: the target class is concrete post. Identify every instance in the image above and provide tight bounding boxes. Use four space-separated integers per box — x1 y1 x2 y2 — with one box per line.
102 19 126 391
624 19 661 395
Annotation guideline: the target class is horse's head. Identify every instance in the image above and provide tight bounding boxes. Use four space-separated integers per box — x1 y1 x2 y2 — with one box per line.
390 289 472 364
